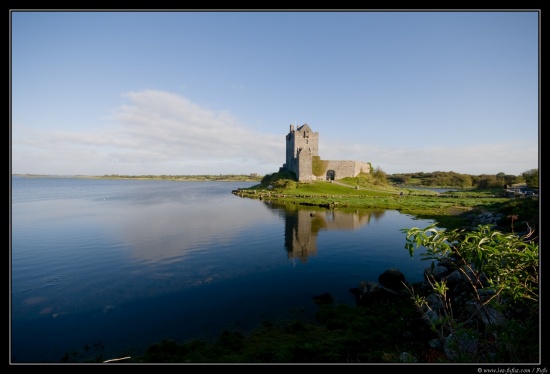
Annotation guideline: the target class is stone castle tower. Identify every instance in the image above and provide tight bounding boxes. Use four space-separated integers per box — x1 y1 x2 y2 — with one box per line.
281 123 371 181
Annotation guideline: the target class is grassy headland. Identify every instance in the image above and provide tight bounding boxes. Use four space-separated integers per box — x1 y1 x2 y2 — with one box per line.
232 171 538 233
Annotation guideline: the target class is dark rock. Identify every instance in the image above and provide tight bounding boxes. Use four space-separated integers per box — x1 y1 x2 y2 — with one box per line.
379 268 406 291
424 265 452 283
351 281 403 306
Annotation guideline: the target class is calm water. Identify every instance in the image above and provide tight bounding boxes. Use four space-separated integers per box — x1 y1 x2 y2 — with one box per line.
10 176 435 363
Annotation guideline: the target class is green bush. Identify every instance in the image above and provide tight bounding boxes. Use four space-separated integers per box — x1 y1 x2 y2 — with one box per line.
273 179 297 190
260 171 297 186
402 223 539 362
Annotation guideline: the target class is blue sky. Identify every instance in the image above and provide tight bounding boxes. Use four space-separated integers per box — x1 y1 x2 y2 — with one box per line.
11 10 539 176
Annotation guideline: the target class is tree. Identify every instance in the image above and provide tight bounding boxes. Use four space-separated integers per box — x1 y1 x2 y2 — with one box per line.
521 169 539 188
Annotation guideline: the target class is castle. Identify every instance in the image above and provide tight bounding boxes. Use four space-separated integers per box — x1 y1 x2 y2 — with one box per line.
280 124 371 181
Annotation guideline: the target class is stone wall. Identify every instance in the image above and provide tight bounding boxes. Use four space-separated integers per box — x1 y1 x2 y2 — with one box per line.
323 160 371 180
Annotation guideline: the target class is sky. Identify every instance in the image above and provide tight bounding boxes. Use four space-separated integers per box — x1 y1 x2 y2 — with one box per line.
10 10 540 177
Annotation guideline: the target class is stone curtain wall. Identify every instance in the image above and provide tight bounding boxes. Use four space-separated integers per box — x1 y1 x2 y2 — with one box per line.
324 160 371 180
354 162 371 176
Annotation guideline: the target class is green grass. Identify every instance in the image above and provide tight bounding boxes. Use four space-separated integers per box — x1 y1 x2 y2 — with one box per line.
234 180 530 231
288 181 397 196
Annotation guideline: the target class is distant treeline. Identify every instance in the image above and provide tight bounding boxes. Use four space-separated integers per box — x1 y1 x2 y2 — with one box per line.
98 174 263 182
388 169 539 189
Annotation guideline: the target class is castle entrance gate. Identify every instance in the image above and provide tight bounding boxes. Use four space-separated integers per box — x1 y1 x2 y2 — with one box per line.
326 170 335 180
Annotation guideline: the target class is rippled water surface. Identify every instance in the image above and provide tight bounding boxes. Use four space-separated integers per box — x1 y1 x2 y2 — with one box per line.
11 176 434 363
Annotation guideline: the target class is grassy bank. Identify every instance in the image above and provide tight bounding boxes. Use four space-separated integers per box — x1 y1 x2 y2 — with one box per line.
232 176 537 232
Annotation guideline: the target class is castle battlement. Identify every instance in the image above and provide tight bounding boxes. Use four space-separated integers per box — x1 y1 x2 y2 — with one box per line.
281 124 370 181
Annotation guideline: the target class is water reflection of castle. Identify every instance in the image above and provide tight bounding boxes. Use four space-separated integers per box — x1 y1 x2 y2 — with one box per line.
265 202 384 263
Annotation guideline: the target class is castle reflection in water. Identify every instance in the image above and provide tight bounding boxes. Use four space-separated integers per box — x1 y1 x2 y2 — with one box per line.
263 201 386 263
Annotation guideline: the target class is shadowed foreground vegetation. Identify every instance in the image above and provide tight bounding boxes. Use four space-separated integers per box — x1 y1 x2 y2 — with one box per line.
134 296 438 363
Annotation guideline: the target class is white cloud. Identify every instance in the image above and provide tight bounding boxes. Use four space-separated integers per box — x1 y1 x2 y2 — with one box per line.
12 90 284 175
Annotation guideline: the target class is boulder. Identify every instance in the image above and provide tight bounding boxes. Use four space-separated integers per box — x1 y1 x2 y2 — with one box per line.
379 268 406 291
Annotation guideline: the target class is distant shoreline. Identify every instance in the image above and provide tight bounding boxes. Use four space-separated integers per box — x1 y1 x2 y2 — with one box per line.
11 174 263 182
